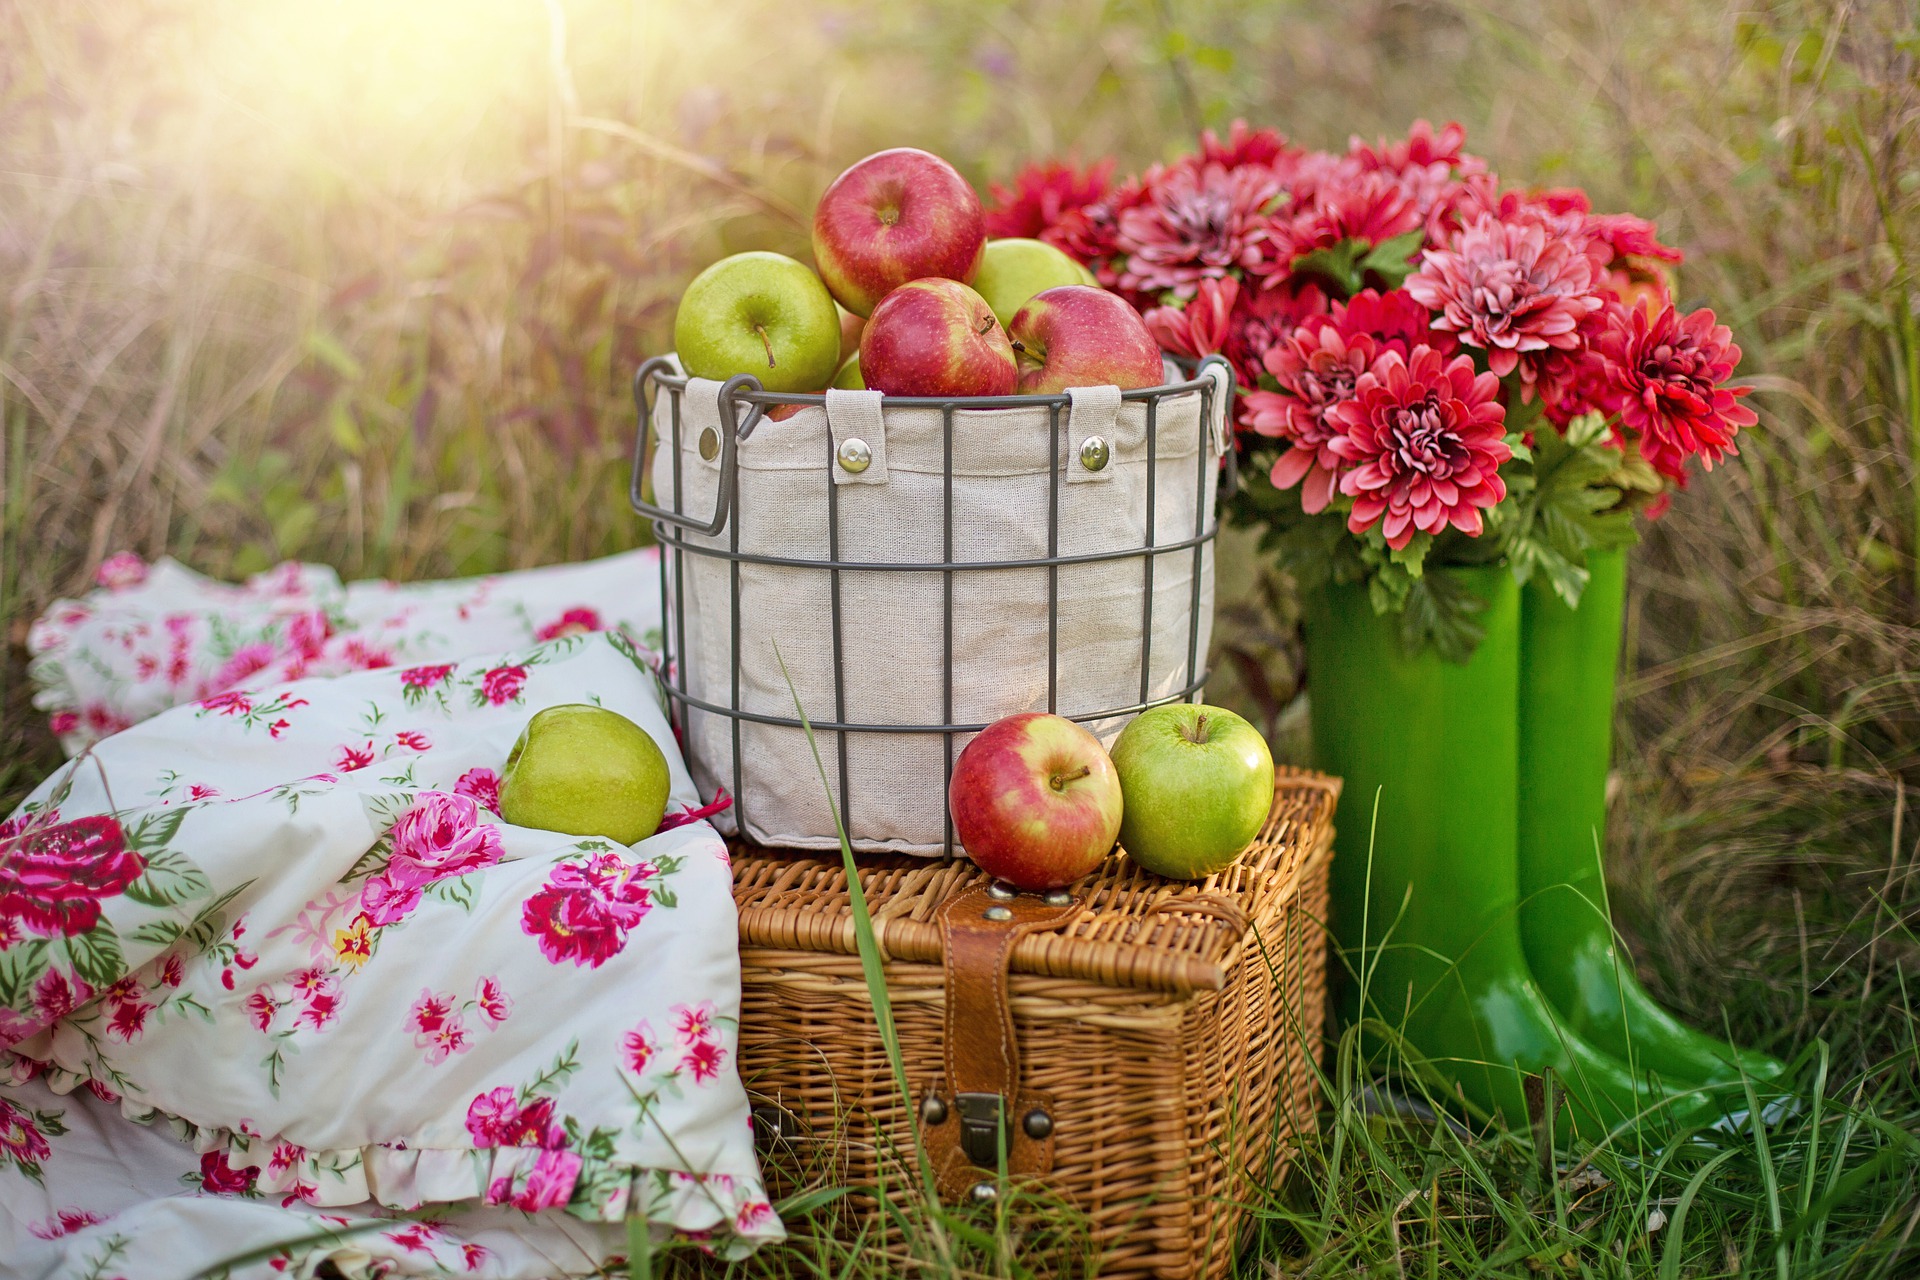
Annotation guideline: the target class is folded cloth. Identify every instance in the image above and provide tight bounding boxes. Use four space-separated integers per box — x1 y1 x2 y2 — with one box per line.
27 548 665 757
2 617 782 1276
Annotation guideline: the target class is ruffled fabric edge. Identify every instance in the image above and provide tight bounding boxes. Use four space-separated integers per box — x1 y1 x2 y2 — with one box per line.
8 1058 784 1259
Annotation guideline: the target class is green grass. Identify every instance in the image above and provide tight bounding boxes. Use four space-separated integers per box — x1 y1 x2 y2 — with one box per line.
8 0 1920 1275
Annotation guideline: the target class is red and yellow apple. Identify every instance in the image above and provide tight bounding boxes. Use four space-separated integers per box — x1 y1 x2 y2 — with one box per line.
812 148 986 317
948 712 1124 890
859 278 1017 397
1008 285 1165 394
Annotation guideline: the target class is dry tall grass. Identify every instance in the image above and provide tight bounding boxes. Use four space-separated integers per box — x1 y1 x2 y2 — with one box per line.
3 0 1918 1271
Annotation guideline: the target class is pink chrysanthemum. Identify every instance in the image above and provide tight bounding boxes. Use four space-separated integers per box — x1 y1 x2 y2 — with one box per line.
1221 281 1329 392
1328 346 1512 548
1040 174 1148 285
1243 289 1445 510
1115 162 1283 298
983 158 1114 240
1405 215 1602 378
1595 304 1754 480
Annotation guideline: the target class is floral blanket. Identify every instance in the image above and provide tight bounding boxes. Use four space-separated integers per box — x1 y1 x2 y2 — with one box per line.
3 552 782 1278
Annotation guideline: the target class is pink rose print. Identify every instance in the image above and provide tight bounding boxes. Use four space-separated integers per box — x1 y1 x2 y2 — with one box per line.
85 1079 119 1104
681 1037 728 1083
83 704 132 737
409 988 456 1035
623 1020 658 1074
387 792 504 885
0 1097 51 1165
475 975 512 1025
268 1142 307 1174
342 637 394 670
106 986 152 1041
454 768 501 813
657 786 734 834
29 1208 105 1240
156 952 185 987
208 642 276 691
294 971 344 1031
534 607 604 642
520 851 656 969
0 813 145 939
48 710 79 737
462 1243 490 1270
287 610 333 658
359 871 421 926
198 690 252 716
675 1002 715 1043
465 1088 565 1149
486 1148 583 1212
197 1149 258 1195
421 1018 472 1064
245 991 277 1032
32 968 90 1022
96 552 148 590
334 742 375 772
479 664 528 706
394 730 432 751
736 1200 775 1233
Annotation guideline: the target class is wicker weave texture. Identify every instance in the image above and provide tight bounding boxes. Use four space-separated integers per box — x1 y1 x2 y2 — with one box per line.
730 768 1337 1280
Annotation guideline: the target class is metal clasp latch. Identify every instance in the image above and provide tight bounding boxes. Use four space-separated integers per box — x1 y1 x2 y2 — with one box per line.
955 1092 1007 1168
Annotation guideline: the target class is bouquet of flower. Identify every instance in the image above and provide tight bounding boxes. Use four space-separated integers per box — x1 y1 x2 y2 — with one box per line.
985 121 1755 658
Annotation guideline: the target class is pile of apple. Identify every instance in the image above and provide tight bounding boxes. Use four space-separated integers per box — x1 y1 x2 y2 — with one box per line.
672 148 1166 398
950 703 1275 890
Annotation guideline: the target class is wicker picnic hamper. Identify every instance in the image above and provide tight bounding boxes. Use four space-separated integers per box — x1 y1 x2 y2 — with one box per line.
729 767 1337 1280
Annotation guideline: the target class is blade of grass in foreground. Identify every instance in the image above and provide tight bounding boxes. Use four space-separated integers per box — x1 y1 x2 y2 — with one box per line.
772 643 952 1225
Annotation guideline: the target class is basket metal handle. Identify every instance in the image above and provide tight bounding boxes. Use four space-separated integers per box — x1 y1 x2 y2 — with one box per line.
628 358 766 537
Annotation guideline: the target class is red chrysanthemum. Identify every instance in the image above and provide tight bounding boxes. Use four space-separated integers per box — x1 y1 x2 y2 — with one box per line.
1583 211 1683 266
1192 119 1297 172
1349 119 1472 173
1141 276 1240 361
983 158 1114 240
1272 171 1422 268
1115 162 1283 298
1594 304 1754 480
1040 174 1149 285
1328 346 1512 548
1405 215 1603 378
1221 281 1330 392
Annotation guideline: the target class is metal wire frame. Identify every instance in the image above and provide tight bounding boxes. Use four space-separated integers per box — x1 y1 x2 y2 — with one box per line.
628 354 1237 854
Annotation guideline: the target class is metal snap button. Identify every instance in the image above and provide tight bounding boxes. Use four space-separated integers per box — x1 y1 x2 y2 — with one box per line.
1023 1107 1054 1139
1079 435 1110 471
970 1181 998 1204
921 1094 948 1126
698 426 720 461
982 905 1013 922
987 881 1018 901
836 437 872 473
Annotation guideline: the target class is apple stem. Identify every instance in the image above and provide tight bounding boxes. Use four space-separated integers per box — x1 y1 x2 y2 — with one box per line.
1049 764 1092 791
1009 339 1027 353
753 324 776 369
978 317 996 336
1182 713 1211 745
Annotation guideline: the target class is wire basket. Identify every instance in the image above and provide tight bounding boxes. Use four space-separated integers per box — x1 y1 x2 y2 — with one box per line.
628 354 1236 856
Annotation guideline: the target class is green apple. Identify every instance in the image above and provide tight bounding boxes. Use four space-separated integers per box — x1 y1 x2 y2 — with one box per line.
499 703 671 846
972 238 1100 328
1110 704 1275 880
831 353 865 389
674 251 841 393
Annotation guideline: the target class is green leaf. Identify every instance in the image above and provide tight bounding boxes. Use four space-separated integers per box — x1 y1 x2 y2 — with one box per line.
122 848 213 908
1499 423 1641 607
123 807 190 852
0 939 53 1006
1289 239 1369 296
424 874 478 912
1399 573 1490 664
180 883 252 952
1358 229 1428 291
128 919 186 947
66 925 126 989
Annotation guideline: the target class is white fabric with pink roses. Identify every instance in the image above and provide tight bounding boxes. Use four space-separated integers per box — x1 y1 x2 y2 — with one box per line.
2 549 784 1279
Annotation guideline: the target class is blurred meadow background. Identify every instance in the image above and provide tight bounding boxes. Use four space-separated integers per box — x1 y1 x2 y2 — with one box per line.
3 0 1919 1273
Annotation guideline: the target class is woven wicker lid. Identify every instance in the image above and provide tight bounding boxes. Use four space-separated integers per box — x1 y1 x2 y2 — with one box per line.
730 767 1339 997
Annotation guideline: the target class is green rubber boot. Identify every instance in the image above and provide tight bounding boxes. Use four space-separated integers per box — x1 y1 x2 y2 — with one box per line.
1305 566 1733 1137
1518 548 1785 1086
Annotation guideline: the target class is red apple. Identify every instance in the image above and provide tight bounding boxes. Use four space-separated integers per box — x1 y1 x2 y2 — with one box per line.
1008 285 1165 394
948 712 1124 890
813 148 987 317
859 278 1017 397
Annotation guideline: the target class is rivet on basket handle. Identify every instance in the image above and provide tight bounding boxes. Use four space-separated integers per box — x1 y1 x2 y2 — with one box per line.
919 884 1083 1199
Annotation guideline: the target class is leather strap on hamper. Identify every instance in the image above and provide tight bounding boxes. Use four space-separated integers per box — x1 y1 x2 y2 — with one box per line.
921 886 1083 1200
